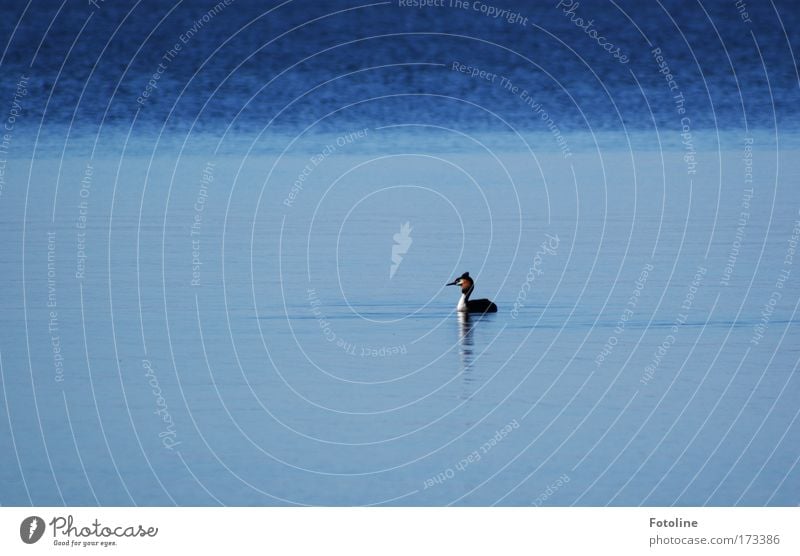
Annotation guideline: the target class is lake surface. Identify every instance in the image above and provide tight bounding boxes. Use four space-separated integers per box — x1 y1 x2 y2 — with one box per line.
0 0 799 506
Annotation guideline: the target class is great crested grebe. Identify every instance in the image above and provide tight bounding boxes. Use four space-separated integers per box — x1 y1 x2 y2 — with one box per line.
446 272 498 313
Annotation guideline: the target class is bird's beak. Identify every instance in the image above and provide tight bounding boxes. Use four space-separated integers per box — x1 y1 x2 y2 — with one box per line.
446 279 459 286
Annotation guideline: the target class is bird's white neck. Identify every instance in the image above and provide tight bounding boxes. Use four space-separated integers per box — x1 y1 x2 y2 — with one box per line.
457 293 468 312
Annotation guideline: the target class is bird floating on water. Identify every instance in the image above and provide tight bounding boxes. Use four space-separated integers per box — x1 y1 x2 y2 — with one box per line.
446 272 497 313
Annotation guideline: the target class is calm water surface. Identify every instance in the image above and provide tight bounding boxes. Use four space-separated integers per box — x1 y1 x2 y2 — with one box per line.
0 0 799 506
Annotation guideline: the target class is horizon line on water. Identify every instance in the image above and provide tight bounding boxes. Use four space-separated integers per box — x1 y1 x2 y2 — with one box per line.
5 126 800 159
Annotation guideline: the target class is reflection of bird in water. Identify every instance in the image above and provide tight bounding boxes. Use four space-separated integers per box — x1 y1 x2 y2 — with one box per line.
458 311 476 400
458 311 474 363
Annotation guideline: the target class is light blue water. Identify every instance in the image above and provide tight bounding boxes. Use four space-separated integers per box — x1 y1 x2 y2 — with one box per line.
1 0 799 506
1 137 798 505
